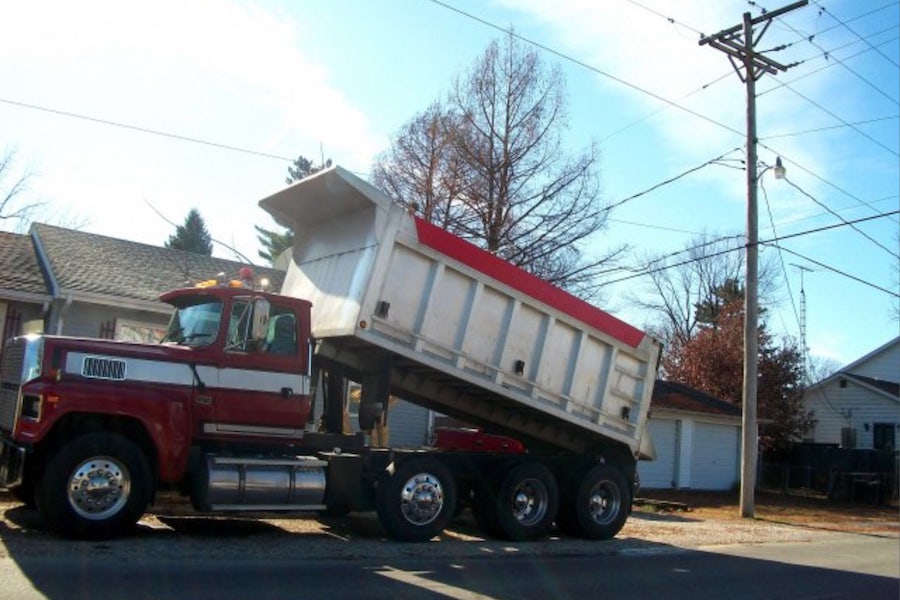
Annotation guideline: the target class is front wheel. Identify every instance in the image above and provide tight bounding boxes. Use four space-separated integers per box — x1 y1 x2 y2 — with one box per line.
559 464 630 540
375 457 457 542
36 433 152 539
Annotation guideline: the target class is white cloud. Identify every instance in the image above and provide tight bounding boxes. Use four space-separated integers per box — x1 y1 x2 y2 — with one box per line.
0 0 383 258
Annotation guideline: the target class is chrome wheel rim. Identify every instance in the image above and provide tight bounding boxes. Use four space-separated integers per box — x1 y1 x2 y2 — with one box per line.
399 472 444 526
588 479 621 525
67 456 131 520
510 477 549 526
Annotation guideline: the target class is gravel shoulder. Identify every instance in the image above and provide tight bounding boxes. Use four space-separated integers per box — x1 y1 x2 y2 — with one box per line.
1 490 895 562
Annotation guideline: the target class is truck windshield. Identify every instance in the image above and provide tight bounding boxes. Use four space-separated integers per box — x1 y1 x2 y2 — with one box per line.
162 299 223 346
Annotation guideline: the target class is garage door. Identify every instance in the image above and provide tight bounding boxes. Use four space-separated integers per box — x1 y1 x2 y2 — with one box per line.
690 422 739 490
637 419 678 489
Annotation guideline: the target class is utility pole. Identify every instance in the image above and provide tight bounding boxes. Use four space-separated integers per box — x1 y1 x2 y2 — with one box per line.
700 0 807 519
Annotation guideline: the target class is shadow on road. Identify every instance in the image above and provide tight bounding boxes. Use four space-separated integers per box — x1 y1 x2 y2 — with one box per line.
2 497 897 600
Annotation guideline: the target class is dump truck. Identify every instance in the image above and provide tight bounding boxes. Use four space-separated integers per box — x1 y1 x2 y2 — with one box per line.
0 166 660 543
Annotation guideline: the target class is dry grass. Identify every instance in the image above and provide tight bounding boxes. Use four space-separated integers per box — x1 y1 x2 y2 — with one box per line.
637 488 899 535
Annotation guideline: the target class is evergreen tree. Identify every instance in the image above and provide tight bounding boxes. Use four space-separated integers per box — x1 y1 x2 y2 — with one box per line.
255 225 293 265
165 208 213 255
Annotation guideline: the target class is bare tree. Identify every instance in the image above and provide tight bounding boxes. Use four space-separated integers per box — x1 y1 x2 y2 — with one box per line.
629 233 778 348
373 33 624 299
0 149 42 232
373 102 470 232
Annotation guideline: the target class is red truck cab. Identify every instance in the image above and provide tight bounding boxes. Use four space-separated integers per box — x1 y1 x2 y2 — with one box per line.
0 278 314 538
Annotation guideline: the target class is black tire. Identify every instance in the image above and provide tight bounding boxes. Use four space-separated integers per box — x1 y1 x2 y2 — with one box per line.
375 457 457 542
36 433 152 539
494 462 558 542
562 463 631 540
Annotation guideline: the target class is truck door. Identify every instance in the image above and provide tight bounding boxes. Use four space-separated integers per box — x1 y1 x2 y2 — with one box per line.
203 297 311 443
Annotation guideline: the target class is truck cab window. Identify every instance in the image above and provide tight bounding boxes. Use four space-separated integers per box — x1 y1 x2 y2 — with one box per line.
162 298 223 347
265 309 297 356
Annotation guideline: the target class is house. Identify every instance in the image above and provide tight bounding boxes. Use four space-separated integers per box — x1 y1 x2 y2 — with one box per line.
0 223 285 346
638 380 742 491
801 337 900 451
0 230 52 344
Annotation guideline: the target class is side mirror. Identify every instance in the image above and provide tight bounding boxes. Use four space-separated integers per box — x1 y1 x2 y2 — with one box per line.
252 298 270 341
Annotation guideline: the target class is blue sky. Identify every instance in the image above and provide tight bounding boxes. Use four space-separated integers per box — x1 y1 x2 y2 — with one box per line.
1 0 897 368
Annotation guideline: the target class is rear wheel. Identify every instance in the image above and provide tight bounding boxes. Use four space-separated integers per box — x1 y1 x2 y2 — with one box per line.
494 462 558 541
375 457 457 542
561 464 630 540
36 433 152 539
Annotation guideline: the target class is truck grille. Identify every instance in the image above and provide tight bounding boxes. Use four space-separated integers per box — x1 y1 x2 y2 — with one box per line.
0 339 25 433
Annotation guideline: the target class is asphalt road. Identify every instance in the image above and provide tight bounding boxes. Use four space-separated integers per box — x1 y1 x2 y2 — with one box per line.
1 535 896 600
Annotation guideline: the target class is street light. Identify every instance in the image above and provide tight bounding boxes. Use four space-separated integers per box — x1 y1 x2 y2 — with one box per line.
773 157 786 180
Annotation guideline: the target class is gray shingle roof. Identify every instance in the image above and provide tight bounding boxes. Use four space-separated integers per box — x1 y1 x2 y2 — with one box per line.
843 373 900 399
31 223 285 304
651 380 741 417
0 231 51 297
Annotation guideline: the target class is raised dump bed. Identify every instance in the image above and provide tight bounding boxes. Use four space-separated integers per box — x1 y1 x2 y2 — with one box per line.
260 166 660 457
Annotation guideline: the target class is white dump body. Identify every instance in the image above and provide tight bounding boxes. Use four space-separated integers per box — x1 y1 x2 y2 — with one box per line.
260 167 660 456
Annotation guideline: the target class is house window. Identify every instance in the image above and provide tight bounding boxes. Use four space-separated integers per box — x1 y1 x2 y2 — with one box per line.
873 423 896 452
116 319 167 343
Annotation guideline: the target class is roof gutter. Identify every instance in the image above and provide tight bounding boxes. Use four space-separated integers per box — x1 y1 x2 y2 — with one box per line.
54 293 73 335
29 226 59 298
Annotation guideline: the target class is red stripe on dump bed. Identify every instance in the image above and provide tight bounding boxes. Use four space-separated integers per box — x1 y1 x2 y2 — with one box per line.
413 217 646 349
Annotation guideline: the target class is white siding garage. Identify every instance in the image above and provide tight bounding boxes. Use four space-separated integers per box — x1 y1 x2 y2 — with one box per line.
690 422 740 491
637 381 742 491
638 419 678 488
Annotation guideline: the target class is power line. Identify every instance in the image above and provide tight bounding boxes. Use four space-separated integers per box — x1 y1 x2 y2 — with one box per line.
457 0 899 236
602 209 899 287
602 148 742 213
762 242 900 297
599 71 734 143
766 209 899 242
607 217 703 235
777 83 899 157
618 0 703 35
760 176 803 337
758 141 900 224
780 175 900 258
424 0 744 137
761 192 899 233
811 0 900 68
760 114 900 140
758 29 900 98
624 0 900 158
771 5 900 106
0 96 297 163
